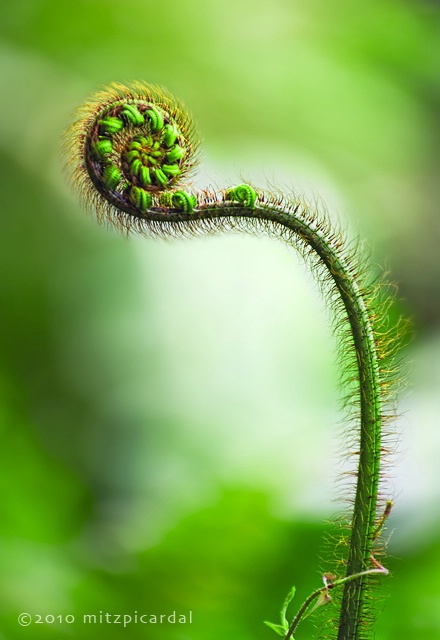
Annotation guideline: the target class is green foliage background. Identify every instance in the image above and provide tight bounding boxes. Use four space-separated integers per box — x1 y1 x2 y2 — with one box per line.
0 1 439 638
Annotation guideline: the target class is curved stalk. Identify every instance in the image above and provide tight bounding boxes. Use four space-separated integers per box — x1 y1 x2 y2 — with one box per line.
286 564 389 640
142 204 383 640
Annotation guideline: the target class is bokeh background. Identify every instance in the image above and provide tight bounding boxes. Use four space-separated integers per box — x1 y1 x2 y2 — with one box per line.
0 1 439 638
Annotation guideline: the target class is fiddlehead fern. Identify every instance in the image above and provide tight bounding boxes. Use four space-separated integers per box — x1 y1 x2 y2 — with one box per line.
64 81 402 640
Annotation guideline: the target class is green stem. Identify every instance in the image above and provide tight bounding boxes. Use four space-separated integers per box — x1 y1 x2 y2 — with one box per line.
138 204 382 640
285 566 389 640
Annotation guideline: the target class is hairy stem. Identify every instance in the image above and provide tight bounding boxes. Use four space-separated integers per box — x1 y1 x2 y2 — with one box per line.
124 204 382 639
82 199 382 638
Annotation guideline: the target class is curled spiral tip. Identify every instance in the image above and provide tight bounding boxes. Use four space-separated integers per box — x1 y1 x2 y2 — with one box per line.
225 184 257 209
64 81 200 224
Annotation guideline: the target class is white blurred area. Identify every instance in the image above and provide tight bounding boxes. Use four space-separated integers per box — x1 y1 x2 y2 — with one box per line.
112 156 440 554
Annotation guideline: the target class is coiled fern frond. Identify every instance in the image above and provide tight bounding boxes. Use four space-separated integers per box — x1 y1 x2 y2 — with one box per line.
64 81 404 640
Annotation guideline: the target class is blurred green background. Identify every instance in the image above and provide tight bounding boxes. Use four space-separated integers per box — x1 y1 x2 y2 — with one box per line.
0 0 439 638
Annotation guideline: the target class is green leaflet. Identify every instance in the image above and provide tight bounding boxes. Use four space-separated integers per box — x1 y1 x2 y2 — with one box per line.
264 586 296 637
